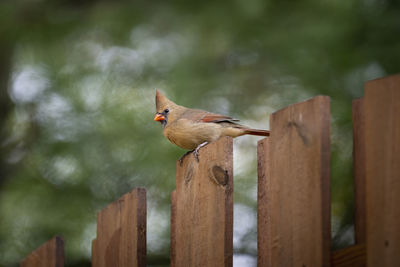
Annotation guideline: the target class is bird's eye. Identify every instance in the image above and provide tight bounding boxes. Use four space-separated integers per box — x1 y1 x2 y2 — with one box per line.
164 109 169 114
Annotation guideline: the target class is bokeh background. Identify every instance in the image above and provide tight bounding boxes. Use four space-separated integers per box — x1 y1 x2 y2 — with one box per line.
0 0 399 266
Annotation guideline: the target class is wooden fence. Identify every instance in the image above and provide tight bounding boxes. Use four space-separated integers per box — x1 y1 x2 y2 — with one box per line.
20 74 400 266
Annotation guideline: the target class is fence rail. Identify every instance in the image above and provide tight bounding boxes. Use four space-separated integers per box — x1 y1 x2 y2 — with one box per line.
20 74 400 267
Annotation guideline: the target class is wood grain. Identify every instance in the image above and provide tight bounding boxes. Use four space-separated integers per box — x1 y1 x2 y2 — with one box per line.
258 96 331 267
364 74 400 266
20 236 64 267
331 244 366 267
171 190 177 267
92 187 146 267
352 99 366 244
257 138 271 267
172 136 233 267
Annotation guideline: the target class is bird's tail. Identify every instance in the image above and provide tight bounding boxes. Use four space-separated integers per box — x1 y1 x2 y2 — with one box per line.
244 128 270 136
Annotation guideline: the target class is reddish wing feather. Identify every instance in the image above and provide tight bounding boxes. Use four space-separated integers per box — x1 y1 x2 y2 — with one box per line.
201 114 239 123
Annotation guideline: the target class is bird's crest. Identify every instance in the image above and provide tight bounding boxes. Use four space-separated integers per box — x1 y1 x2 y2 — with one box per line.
155 89 177 112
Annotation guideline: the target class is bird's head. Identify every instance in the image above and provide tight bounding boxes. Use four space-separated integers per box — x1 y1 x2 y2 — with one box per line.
154 89 178 127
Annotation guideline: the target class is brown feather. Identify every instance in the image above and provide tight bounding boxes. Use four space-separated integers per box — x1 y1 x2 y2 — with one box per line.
201 114 240 123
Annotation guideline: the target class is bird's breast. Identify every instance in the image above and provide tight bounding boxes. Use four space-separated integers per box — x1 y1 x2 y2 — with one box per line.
163 119 222 150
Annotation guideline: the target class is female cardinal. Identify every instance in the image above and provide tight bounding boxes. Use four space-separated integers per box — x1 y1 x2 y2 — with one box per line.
154 90 269 160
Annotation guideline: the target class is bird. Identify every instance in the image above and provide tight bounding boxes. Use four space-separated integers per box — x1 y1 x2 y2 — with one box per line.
154 89 270 161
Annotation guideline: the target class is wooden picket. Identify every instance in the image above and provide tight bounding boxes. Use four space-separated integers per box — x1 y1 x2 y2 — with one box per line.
257 138 271 267
363 74 400 266
18 74 400 267
257 96 331 267
20 236 64 267
92 187 146 267
171 136 233 267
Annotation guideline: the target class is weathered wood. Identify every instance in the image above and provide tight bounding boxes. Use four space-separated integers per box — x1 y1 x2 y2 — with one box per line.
170 190 177 267
91 239 98 267
331 244 366 267
20 236 64 267
258 96 331 267
257 138 271 267
364 74 400 266
92 187 146 267
172 136 233 267
352 99 366 244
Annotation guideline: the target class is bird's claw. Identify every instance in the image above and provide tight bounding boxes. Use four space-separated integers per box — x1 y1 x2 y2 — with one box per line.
193 142 208 162
193 148 200 162
179 142 208 165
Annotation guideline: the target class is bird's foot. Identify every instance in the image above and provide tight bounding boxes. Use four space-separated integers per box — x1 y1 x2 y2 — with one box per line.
193 142 208 162
178 142 209 165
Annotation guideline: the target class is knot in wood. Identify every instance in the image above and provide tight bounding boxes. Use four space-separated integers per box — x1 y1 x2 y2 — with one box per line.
211 165 229 186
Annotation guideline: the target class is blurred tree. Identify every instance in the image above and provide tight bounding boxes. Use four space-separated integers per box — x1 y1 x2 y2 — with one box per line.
0 0 399 266
0 1 15 187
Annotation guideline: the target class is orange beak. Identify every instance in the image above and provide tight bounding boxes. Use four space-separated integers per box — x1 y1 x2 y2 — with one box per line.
154 113 165 121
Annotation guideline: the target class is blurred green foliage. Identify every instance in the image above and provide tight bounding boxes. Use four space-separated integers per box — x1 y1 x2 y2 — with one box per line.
0 0 399 266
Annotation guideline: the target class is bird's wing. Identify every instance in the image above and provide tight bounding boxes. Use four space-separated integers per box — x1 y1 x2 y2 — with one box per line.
201 113 240 124
180 108 240 124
